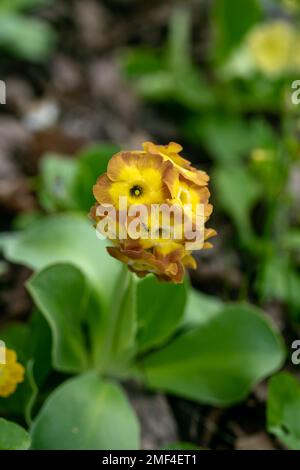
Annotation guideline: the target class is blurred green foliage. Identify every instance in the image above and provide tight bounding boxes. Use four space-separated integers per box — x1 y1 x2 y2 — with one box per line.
122 2 300 324
0 0 55 61
213 0 262 61
0 418 30 450
1 0 300 450
39 145 119 213
1 212 285 448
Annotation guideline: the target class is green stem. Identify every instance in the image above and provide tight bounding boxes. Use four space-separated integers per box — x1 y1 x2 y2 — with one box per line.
99 266 135 373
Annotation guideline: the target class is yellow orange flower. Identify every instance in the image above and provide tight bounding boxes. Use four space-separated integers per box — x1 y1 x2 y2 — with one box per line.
91 142 216 283
107 244 186 283
93 151 175 209
0 348 24 398
143 141 209 188
168 180 213 226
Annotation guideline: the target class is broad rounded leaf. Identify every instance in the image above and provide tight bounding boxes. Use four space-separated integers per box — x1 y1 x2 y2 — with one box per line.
0 418 30 450
140 303 285 405
267 372 300 450
183 288 223 329
27 263 94 373
30 372 140 450
3 214 121 307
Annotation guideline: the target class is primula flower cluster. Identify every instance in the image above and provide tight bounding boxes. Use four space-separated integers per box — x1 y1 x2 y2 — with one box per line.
91 142 215 283
0 348 24 398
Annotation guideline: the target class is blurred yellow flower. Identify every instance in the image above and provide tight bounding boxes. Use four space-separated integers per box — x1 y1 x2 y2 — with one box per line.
0 348 25 398
91 142 216 283
247 20 296 76
292 36 300 71
251 148 274 162
282 0 299 13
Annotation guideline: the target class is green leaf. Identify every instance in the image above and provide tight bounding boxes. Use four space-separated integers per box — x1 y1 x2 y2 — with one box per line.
30 371 140 450
258 255 289 303
174 70 215 111
111 270 137 360
183 288 223 329
268 372 300 450
25 359 38 426
165 5 215 110
213 0 262 61
167 5 191 73
12 211 43 230
101 268 137 371
0 0 49 12
288 273 300 321
27 263 95 373
3 213 121 308
122 6 214 110
38 154 77 212
284 230 300 251
72 144 119 212
0 323 31 364
38 145 119 213
187 115 259 164
28 311 52 388
258 255 300 317
136 275 187 352
123 47 163 77
0 14 55 61
213 164 261 241
128 57 214 110
0 418 30 450
134 71 175 101
139 303 285 406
